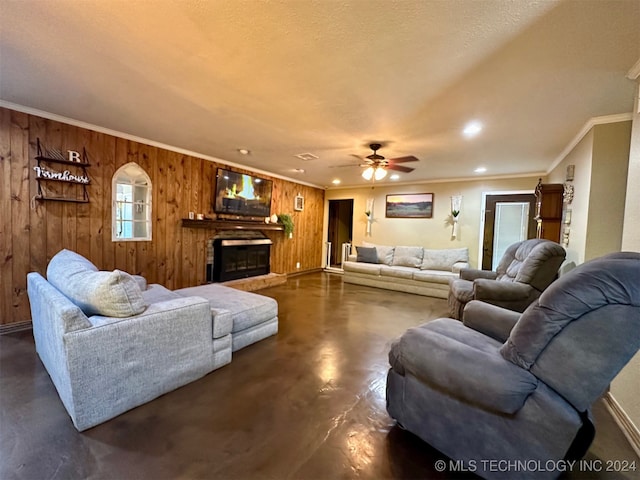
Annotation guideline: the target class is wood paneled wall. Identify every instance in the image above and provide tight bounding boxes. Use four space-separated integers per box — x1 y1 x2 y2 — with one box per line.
0 107 325 326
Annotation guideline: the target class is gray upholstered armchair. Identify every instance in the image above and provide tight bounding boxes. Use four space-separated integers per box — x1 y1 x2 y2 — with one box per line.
386 252 640 479
448 238 566 320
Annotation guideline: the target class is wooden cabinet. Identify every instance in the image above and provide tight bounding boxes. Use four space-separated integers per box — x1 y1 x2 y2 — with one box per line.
534 179 564 243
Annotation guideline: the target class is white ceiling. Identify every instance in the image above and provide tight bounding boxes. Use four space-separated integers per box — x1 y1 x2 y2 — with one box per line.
1 0 638 189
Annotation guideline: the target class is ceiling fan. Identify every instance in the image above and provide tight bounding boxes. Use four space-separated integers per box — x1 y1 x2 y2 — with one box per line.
357 143 419 181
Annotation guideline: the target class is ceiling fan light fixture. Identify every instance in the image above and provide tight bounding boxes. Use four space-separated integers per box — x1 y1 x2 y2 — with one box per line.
362 166 375 181
374 167 387 180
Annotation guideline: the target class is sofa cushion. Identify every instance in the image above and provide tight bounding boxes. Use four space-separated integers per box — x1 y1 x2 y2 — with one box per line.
421 247 469 271
391 246 424 268
380 265 416 280
356 246 378 264
363 242 395 265
413 269 458 284
47 249 147 318
132 275 148 291
142 284 181 304
175 284 277 333
343 261 382 275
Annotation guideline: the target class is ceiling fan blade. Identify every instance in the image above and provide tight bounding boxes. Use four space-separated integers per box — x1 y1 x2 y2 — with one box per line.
388 165 415 173
329 163 360 168
389 155 419 163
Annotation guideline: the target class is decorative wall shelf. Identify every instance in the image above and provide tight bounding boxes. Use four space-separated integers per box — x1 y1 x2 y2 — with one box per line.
34 138 90 203
37 196 90 204
181 219 284 231
34 156 92 167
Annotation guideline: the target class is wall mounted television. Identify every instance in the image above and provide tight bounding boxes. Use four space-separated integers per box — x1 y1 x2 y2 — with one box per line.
213 168 273 218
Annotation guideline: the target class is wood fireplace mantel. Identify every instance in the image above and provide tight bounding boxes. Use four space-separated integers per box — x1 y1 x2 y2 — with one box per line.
181 218 284 231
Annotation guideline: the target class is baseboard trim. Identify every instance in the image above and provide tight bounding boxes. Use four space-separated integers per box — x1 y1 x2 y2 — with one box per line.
0 320 33 335
323 267 344 274
287 268 323 278
603 392 640 458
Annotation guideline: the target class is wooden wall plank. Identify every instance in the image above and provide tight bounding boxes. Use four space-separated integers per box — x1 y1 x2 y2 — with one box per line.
10 111 31 322
166 151 182 290
28 116 48 277
101 134 116 270
88 129 104 269
155 149 167 285
180 154 193 287
61 124 78 253
44 119 63 265
75 126 92 260
0 108 12 324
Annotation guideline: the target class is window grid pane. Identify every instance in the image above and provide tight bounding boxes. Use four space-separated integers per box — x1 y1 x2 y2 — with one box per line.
112 164 151 241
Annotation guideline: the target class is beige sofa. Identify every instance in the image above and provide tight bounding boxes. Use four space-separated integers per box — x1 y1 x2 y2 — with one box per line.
343 243 469 298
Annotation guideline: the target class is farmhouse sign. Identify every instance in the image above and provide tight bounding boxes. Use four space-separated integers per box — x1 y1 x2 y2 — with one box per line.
33 164 90 184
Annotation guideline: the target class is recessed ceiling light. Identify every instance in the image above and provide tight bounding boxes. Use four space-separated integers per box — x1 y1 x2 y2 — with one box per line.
294 168 305 173
332 179 341 185
463 121 483 138
474 167 487 173
390 174 400 180
238 148 250 155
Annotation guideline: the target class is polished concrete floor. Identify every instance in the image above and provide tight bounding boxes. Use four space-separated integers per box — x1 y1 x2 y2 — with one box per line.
1 272 638 479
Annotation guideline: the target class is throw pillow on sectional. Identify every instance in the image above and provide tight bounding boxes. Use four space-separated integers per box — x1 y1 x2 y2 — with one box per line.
47 249 147 318
356 246 378 264
391 246 424 268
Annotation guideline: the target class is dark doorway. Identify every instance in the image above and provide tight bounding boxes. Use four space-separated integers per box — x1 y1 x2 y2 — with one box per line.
482 193 536 270
327 199 354 267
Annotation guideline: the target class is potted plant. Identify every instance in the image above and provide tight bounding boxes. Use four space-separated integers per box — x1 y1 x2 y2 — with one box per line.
277 213 294 237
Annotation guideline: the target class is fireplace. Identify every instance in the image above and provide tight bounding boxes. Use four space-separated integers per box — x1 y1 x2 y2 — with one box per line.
207 232 272 283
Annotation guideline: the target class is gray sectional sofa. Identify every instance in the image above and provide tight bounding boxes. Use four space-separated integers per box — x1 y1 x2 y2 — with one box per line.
343 243 469 298
26 249 278 431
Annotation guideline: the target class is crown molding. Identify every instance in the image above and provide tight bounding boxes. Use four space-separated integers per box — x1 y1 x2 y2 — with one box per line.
547 113 634 174
326 172 545 191
627 58 640 80
0 100 324 190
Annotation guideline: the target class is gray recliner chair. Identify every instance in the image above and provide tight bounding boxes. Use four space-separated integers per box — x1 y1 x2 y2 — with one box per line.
387 252 640 479
448 238 566 320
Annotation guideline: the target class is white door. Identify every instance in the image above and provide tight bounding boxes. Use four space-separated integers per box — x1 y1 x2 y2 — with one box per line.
492 202 530 270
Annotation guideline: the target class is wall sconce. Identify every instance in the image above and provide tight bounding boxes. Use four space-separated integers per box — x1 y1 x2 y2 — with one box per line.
451 195 462 238
365 198 375 236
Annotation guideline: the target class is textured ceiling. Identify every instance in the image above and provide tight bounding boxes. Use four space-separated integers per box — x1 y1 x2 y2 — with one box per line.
1 0 639 188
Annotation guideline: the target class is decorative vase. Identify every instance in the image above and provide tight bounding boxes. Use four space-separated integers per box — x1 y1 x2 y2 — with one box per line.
270 213 278 223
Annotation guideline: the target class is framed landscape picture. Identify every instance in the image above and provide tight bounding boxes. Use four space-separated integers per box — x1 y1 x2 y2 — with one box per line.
385 193 434 218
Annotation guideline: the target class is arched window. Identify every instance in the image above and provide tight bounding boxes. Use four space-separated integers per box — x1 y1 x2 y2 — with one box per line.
112 163 152 241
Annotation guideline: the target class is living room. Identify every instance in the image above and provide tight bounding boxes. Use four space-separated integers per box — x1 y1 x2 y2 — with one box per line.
1 1 640 478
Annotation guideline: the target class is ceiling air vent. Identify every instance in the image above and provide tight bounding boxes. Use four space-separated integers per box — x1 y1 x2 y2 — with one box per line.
294 153 319 161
